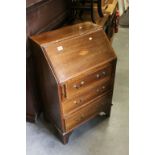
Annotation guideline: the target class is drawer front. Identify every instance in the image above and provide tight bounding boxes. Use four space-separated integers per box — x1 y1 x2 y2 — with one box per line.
64 93 112 131
62 79 112 114
65 64 112 99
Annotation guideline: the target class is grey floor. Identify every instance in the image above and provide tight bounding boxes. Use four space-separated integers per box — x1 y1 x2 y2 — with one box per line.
26 27 129 155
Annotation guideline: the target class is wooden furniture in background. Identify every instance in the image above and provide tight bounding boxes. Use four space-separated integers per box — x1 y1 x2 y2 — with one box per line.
73 0 119 40
72 0 103 23
30 22 117 144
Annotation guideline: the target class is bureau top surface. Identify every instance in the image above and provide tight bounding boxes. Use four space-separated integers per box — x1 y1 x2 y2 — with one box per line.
30 22 117 83
30 22 101 45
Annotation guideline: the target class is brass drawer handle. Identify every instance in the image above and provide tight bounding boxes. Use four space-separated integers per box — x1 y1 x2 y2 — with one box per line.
102 86 105 90
80 81 85 85
96 71 106 79
73 84 78 89
73 100 77 104
102 71 106 75
73 84 81 89
96 86 106 93
89 37 93 41
96 89 100 92
73 99 82 105
96 74 100 79
73 81 85 89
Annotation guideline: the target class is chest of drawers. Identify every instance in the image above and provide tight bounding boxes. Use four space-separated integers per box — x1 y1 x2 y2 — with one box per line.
30 22 117 144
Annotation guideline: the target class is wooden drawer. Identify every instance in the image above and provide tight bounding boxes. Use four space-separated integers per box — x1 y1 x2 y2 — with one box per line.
62 79 112 114
64 93 112 131
65 64 113 98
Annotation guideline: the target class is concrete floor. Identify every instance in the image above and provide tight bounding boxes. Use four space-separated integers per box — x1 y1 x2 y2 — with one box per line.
26 27 129 155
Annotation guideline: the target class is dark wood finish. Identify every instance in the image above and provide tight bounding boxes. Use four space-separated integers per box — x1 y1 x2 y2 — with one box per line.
30 22 117 144
65 63 112 98
26 0 70 122
97 0 103 17
26 56 39 122
90 0 95 23
73 0 103 23
73 0 95 23
38 29 116 82
26 0 43 8
30 42 64 130
62 82 112 115
64 92 112 131
57 129 72 144
26 0 70 35
31 22 102 45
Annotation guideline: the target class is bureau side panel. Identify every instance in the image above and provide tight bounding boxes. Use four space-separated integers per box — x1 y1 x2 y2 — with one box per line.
30 41 64 130
107 58 117 110
111 59 117 93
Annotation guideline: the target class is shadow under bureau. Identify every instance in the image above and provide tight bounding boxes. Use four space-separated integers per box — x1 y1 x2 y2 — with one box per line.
30 22 117 144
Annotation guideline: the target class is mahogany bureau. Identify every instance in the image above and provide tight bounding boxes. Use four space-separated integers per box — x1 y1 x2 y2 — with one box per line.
30 22 117 144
